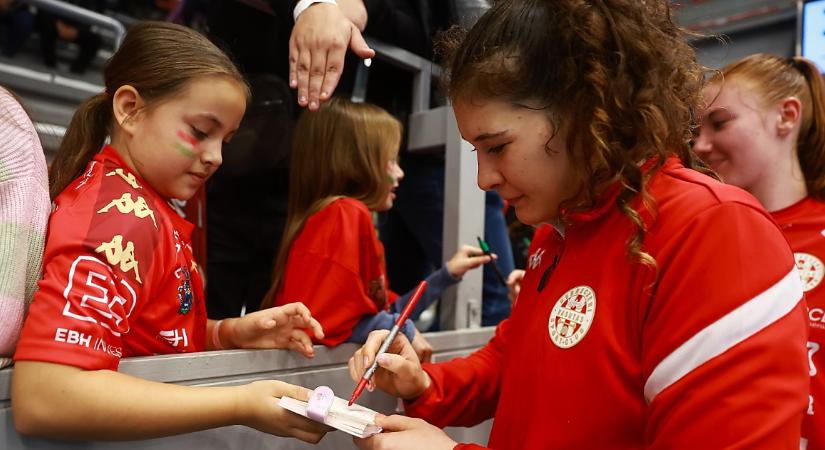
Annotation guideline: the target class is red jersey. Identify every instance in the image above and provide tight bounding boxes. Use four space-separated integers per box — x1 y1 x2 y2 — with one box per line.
15 145 207 370
406 158 808 449
274 198 396 345
773 197 825 450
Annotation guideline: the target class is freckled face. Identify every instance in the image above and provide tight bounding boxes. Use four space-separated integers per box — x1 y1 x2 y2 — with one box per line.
454 97 576 225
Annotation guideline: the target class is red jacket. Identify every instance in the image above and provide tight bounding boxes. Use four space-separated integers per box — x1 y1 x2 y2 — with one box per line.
274 198 397 345
406 158 808 449
773 197 825 450
15 146 206 370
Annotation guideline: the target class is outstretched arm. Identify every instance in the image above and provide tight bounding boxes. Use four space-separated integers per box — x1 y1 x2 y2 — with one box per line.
12 361 331 442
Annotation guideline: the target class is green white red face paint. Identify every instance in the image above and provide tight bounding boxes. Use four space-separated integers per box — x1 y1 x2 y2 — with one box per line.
175 129 199 158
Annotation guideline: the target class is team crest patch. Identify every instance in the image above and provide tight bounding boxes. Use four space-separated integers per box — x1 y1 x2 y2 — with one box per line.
548 285 596 348
176 266 193 314
795 252 824 292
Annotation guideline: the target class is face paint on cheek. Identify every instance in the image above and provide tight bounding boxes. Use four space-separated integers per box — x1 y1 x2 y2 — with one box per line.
175 129 200 158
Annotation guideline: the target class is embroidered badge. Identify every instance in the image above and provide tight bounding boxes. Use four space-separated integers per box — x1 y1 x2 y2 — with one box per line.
175 266 193 315
548 285 596 348
795 252 824 292
528 248 545 270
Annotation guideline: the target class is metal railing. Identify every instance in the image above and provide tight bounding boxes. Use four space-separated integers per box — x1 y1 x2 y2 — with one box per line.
22 0 126 49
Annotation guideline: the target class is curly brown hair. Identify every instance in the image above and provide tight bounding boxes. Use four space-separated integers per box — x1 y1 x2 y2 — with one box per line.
437 0 709 266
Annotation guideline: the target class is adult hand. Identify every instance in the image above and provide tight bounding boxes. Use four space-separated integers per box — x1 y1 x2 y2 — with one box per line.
238 380 333 443
446 245 494 279
289 3 375 111
348 330 430 400
410 328 433 363
224 302 324 357
353 414 457 450
507 269 525 306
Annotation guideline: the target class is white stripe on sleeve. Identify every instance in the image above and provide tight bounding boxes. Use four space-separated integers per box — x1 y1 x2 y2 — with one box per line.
644 268 803 403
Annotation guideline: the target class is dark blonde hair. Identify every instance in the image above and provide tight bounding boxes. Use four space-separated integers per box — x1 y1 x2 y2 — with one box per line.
709 53 825 200
262 97 402 307
49 21 248 199
438 0 706 266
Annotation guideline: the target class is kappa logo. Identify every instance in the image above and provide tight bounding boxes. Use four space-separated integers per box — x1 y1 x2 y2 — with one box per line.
106 168 141 189
528 248 545 270
795 252 824 292
96 235 142 283
548 285 596 349
98 192 158 228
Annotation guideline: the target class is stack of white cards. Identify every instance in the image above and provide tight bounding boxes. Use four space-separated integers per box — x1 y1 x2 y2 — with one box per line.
279 393 382 438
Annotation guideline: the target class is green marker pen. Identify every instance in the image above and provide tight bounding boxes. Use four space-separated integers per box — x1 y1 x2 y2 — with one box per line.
477 236 507 286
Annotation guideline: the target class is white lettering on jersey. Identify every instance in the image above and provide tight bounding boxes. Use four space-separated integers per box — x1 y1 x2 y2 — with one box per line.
159 329 189 349
810 341 820 377
75 161 97 191
93 337 123 358
795 252 824 292
54 328 92 347
810 308 825 330
62 256 137 336
173 230 182 254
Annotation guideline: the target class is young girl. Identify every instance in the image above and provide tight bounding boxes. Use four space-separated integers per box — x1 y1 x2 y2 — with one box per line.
12 22 330 443
694 53 825 450
262 97 492 354
347 1 809 449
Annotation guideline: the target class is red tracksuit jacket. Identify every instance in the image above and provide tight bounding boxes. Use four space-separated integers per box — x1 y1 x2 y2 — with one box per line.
406 158 808 449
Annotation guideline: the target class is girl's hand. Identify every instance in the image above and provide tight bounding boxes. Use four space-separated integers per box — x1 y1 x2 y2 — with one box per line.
507 269 526 306
348 330 430 400
238 380 333 443
353 414 457 450
446 244 494 279
224 302 324 357
410 329 433 363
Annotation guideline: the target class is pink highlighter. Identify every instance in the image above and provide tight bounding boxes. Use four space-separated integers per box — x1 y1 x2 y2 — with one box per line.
307 386 335 422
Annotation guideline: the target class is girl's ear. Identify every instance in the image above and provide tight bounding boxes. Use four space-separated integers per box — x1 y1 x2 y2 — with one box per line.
112 85 144 136
777 96 802 137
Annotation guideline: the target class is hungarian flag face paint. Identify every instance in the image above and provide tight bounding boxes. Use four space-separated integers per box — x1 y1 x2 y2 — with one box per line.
175 129 199 158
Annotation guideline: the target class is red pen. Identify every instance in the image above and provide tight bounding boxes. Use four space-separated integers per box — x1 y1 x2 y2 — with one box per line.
348 280 428 406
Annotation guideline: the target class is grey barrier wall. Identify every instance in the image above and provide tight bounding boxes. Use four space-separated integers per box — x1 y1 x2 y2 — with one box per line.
0 328 494 449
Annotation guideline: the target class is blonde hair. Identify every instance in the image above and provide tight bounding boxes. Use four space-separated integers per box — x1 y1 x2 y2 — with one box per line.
49 21 248 199
262 97 402 307
709 53 825 200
